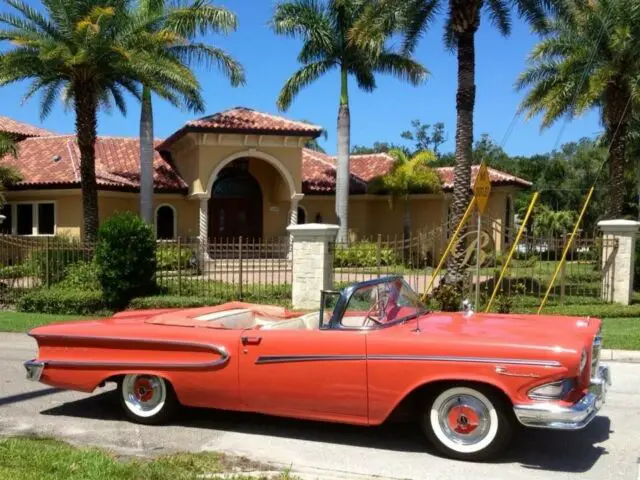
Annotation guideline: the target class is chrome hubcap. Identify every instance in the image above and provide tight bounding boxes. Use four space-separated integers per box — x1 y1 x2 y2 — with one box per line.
438 394 491 445
122 375 166 415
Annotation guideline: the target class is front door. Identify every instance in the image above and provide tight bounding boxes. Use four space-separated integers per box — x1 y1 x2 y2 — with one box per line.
238 329 368 423
209 165 263 240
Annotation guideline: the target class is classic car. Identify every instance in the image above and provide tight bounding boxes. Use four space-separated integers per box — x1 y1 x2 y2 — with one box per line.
24 276 610 461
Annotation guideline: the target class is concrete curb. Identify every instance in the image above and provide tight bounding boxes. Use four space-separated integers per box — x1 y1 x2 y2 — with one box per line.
601 349 640 363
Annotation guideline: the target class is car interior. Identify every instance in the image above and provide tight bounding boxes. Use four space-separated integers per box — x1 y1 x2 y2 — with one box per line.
192 308 366 329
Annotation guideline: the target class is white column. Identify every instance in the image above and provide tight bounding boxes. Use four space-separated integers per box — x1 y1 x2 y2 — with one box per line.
598 219 640 305
287 193 304 260
193 194 210 263
287 223 339 310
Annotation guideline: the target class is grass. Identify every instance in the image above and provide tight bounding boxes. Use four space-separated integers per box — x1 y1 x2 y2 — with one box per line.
0 311 91 333
0 436 295 480
1 309 639 350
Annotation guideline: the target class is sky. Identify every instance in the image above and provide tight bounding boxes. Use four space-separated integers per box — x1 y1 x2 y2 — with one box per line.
0 1 602 157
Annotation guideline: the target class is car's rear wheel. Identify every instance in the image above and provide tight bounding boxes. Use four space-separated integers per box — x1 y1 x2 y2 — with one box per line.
119 374 177 425
422 385 513 461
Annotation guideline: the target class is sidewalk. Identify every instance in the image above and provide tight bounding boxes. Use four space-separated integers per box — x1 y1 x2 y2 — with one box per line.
602 349 640 363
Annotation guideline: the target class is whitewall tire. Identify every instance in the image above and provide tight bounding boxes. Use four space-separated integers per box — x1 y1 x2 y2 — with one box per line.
119 374 177 425
422 385 512 461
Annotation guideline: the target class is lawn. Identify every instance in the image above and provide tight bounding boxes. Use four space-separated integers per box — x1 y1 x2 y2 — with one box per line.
0 311 91 333
1 310 638 350
0 436 294 480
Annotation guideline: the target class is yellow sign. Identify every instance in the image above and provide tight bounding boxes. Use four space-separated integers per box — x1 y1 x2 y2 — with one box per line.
473 162 492 215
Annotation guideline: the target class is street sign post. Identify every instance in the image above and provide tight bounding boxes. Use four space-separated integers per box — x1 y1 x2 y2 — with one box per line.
473 162 492 308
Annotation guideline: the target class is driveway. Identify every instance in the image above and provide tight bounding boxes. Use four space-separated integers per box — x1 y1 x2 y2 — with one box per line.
1 332 639 480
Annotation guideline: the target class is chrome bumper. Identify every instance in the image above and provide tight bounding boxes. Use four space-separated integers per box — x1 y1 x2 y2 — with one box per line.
24 359 45 382
513 365 611 430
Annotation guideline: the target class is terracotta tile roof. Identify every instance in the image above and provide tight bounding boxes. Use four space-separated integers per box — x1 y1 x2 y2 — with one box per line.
0 135 186 191
0 115 53 138
159 107 324 150
301 148 532 193
436 165 533 189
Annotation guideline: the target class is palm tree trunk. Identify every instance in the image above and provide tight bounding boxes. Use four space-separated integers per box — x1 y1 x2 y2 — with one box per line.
336 65 351 243
604 84 629 219
140 87 154 225
447 29 476 284
74 88 100 243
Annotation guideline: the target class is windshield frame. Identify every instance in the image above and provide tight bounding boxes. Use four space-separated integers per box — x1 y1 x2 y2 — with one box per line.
323 276 429 330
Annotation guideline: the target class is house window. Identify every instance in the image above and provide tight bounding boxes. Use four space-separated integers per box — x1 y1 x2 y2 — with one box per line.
38 203 55 235
16 204 34 235
314 212 323 223
297 206 307 225
0 204 11 234
155 204 176 240
504 196 512 246
10 202 56 235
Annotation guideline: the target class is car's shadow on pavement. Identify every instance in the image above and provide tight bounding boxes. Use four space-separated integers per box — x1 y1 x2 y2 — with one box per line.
41 390 610 473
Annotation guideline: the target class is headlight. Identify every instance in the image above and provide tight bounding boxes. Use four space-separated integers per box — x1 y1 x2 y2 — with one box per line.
528 378 576 400
580 347 588 374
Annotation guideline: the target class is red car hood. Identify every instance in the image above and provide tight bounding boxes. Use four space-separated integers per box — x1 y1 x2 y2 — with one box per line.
412 311 600 352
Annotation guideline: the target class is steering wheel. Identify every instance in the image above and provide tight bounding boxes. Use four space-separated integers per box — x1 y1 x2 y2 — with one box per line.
363 298 387 326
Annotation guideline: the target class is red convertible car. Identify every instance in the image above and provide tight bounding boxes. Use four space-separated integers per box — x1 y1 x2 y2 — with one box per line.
25 276 610 461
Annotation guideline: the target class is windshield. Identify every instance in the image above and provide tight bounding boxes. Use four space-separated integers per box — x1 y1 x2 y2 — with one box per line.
341 278 427 328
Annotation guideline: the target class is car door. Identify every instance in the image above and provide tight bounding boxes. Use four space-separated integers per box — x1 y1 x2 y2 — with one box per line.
238 328 368 423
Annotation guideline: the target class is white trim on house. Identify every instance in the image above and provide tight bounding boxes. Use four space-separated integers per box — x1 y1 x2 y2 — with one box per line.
5 200 57 236
204 149 297 199
154 203 177 240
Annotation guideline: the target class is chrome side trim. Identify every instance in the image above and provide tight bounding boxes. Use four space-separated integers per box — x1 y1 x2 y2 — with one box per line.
254 354 561 368
256 355 366 365
28 334 230 370
366 355 562 367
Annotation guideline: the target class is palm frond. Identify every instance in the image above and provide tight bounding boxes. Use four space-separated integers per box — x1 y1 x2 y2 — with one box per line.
276 60 335 111
373 52 428 86
170 43 246 86
486 0 511 36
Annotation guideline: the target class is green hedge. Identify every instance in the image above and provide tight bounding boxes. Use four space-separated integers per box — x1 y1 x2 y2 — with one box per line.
129 294 291 310
17 288 108 316
156 244 196 271
334 242 397 268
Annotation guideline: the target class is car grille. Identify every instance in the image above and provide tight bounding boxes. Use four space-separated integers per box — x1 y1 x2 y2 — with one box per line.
591 327 602 379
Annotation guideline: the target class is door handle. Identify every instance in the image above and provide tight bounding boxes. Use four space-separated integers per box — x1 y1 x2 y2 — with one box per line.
241 336 262 346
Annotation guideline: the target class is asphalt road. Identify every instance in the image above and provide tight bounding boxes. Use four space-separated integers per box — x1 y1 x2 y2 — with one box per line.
1 332 639 480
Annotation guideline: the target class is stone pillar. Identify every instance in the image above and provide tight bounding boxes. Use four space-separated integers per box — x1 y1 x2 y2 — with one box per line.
598 219 640 305
287 223 339 310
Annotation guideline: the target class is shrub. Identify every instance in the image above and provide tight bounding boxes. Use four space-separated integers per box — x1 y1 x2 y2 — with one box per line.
496 293 513 314
156 244 196 271
432 283 463 312
334 242 397 268
96 212 156 309
0 263 36 279
129 293 291 310
17 288 107 315
58 261 100 291
27 236 88 285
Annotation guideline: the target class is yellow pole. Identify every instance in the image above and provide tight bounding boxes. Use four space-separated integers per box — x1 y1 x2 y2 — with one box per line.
537 186 595 314
421 196 477 301
485 192 539 312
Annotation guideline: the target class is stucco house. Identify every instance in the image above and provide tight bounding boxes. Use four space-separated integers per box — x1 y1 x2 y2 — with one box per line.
0 108 530 249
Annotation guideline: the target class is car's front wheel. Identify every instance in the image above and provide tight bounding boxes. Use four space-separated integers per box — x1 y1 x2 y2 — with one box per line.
119 374 177 425
422 385 513 461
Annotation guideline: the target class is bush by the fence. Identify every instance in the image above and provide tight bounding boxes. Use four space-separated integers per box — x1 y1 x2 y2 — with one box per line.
432 283 463 312
58 261 100 291
129 293 291 310
27 237 87 286
17 288 107 315
156 244 196 271
0 263 35 279
96 212 156 309
334 242 397 268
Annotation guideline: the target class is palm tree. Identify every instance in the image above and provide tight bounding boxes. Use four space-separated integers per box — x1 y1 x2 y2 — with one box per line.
517 0 640 218
352 0 555 280
271 0 428 243
0 0 205 242
369 149 441 240
136 0 245 224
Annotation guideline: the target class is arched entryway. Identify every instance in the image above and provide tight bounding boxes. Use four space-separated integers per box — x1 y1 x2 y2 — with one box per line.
209 162 263 239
